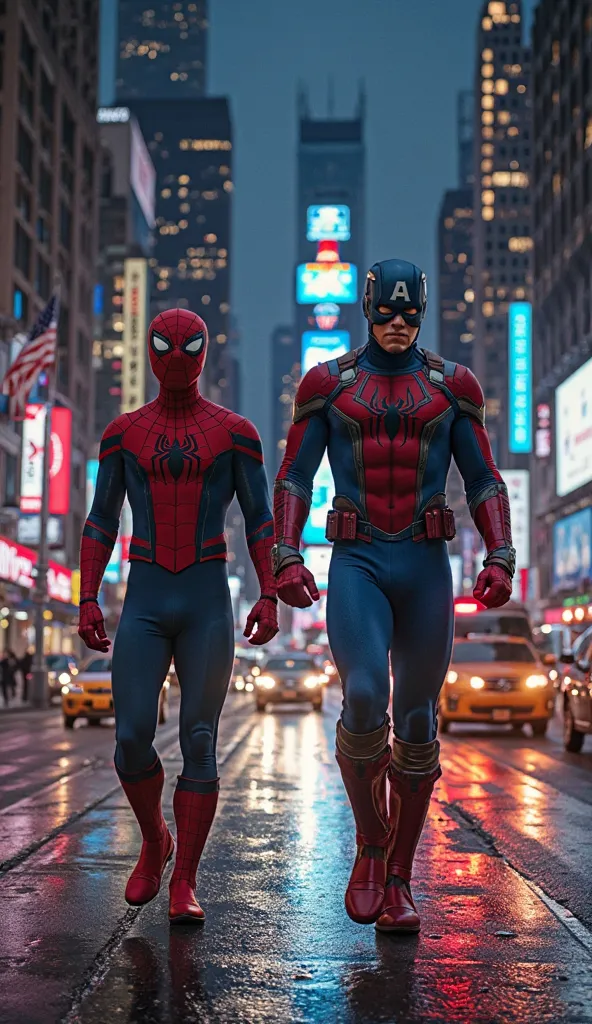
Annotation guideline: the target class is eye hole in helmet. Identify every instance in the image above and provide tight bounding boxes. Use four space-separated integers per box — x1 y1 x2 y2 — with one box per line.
182 332 205 355
151 331 172 354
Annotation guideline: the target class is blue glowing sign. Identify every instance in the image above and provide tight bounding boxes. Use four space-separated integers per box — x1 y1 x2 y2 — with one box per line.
86 459 121 583
307 205 351 242
553 508 592 592
302 453 334 546
508 302 532 454
296 263 357 304
301 331 350 374
93 284 104 315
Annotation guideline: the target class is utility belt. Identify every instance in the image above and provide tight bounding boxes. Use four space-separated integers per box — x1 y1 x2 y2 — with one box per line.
325 505 456 544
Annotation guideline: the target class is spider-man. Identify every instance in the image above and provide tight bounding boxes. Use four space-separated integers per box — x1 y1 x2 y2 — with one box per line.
273 259 515 934
79 308 278 925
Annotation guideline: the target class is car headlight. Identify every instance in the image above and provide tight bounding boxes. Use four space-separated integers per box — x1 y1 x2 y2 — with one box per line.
257 675 276 690
62 684 83 695
251 666 261 677
325 664 336 675
318 673 329 684
235 678 245 691
548 669 558 681
58 672 71 685
470 676 485 690
447 670 458 684
525 674 548 689
70 667 78 676
304 675 320 689
245 682 254 692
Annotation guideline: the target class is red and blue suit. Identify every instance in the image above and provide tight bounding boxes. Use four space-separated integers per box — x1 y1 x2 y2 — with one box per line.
79 308 278 925
273 259 514 934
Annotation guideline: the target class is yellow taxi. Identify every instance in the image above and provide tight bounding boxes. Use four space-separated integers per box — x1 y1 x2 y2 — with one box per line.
439 635 555 737
61 655 170 729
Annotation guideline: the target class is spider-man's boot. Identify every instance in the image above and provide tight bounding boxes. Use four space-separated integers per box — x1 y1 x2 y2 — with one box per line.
335 718 392 924
169 780 219 925
118 758 175 906
376 737 441 934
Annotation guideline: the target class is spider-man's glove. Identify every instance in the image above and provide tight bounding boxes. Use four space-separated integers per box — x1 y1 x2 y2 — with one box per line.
78 599 111 652
243 596 279 646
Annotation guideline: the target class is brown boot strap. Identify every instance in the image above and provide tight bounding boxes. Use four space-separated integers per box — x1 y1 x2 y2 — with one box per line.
337 717 390 760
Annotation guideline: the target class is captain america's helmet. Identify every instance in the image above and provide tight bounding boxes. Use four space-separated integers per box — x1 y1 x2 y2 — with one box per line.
363 259 427 328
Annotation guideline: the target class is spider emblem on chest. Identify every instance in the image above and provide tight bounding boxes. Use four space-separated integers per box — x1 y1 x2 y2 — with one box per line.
151 434 200 483
350 373 434 446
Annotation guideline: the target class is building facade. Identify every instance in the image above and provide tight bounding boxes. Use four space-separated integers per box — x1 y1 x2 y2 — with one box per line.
472 0 532 469
271 325 297 474
116 0 208 101
129 98 232 405
0 1 100 570
531 0 592 617
93 111 156 442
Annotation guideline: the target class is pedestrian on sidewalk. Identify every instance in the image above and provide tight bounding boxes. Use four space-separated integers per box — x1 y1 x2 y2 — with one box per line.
273 258 515 934
19 647 33 703
0 649 18 706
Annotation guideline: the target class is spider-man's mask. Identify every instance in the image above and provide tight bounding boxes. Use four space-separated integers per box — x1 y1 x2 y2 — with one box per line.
148 309 209 391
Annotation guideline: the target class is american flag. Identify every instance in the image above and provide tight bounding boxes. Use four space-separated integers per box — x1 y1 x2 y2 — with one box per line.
1 294 59 420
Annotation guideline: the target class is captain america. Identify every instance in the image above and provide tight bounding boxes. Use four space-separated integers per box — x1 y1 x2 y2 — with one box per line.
272 259 514 933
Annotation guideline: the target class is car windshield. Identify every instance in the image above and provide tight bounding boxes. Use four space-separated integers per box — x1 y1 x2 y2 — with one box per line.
453 642 536 664
84 659 112 672
265 657 318 671
456 613 531 639
46 655 73 670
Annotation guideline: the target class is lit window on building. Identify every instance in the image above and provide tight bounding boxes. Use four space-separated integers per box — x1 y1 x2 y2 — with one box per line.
495 79 509 95
508 237 533 253
202 295 211 305
216 334 227 344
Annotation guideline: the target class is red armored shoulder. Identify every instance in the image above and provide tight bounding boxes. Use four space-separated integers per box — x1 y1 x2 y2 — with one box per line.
447 364 485 426
293 362 336 423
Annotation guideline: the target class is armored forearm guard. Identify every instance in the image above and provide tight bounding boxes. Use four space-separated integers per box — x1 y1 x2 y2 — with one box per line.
272 478 310 576
470 482 516 578
79 520 117 602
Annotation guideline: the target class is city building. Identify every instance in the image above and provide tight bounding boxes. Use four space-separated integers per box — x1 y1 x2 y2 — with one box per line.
93 109 156 441
116 0 208 101
0 1 100 650
271 325 298 474
531 0 592 619
0 2 100 564
472 0 532 469
129 97 232 404
437 93 476 578
296 90 366 358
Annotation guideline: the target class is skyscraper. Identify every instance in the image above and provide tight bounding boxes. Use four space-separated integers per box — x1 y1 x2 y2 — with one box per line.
131 98 232 404
472 0 532 468
116 1 208 100
531 0 592 612
0 1 100 569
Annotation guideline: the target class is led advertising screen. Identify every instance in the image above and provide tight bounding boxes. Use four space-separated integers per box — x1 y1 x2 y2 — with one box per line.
130 118 156 228
553 507 592 592
302 453 334 546
296 263 357 305
508 302 532 454
306 205 351 242
122 258 148 414
556 356 592 497
20 405 72 515
302 546 332 590
301 331 350 374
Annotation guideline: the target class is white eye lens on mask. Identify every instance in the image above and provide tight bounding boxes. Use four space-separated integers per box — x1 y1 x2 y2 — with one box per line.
184 333 204 354
152 332 171 353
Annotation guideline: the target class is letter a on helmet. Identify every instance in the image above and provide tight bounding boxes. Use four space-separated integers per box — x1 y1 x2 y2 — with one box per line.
390 281 411 302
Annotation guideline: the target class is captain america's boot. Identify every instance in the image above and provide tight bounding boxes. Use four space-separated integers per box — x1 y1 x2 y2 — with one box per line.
118 757 175 906
335 718 392 925
375 737 441 934
169 781 219 925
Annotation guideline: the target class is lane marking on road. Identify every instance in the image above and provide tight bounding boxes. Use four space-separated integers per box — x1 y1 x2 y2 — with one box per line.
61 713 258 1024
445 799 592 959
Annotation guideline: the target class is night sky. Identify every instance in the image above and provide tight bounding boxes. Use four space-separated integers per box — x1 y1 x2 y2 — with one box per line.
101 1 535 454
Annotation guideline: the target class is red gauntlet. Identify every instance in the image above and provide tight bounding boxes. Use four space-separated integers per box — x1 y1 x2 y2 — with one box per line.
271 478 310 577
471 482 515 609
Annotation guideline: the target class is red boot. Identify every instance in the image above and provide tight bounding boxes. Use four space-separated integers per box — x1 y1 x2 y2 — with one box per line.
335 719 391 925
376 737 441 934
119 759 175 906
169 784 218 925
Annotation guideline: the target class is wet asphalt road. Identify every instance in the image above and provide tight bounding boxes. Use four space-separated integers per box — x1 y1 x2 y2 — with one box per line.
2 690 592 1023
